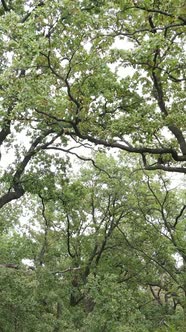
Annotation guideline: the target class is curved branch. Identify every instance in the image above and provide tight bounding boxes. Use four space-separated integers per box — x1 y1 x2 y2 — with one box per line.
0 129 60 209
141 153 186 174
174 205 186 228
132 5 186 23
45 146 114 179
73 125 183 160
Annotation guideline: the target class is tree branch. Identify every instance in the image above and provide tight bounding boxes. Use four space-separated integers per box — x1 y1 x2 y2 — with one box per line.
116 225 182 287
0 263 18 269
0 129 58 209
45 146 114 179
0 107 12 146
132 5 186 23
1 0 10 11
174 205 186 228
142 153 186 174
21 1 45 23
66 214 75 258
74 125 186 162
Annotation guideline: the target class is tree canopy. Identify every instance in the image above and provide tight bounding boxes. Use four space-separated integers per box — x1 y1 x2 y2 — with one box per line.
0 0 185 331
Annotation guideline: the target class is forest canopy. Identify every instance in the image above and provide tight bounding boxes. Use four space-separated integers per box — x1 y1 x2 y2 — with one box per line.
0 0 185 331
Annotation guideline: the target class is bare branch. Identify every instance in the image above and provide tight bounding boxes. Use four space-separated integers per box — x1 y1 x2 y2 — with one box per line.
45 146 114 179
174 205 186 228
66 215 75 258
150 285 163 306
0 263 18 269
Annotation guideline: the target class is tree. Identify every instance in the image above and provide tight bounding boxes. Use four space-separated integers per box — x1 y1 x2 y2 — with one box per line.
0 0 185 331
0 0 186 211
0 154 185 331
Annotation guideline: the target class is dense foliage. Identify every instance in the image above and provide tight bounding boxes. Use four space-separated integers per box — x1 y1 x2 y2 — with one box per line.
0 0 185 331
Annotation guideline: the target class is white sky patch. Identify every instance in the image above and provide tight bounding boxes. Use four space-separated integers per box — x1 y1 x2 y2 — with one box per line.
83 40 92 53
173 253 184 268
22 258 35 268
108 60 135 79
108 36 135 78
0 126 33 168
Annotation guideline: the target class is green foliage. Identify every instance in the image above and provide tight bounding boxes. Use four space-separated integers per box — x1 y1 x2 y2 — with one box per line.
0 0 185 331
0 154 185 330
